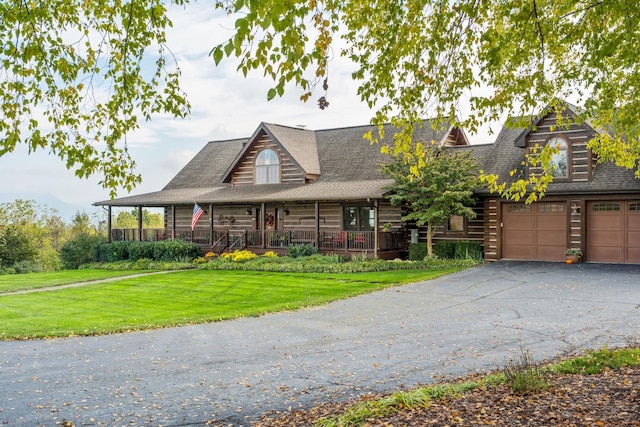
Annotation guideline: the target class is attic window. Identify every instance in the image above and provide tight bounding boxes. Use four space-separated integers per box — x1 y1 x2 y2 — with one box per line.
548 137 568 178
255 149 280 184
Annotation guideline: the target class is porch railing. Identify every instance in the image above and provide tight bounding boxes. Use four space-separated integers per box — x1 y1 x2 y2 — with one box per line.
109 228 405 252
110 228 165 242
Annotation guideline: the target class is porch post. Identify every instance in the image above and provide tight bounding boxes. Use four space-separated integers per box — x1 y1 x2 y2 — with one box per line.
171 205 176 239
373 199 379 257
137 206 143 241
315 201 320 247
209 203 214 246
107 206 112 243
261 202 266 249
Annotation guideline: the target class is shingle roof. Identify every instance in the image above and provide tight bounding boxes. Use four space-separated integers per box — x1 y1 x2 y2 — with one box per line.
265 123 320 175
96 120 452 206
162 138 246 191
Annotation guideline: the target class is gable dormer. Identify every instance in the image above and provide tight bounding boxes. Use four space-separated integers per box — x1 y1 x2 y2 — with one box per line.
222 123 320 187
514 102 599 183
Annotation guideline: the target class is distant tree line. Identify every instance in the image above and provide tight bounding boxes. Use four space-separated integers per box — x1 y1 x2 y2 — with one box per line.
0 200 164 273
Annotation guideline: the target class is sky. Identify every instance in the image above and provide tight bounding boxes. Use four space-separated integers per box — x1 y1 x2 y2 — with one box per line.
0 2 496 219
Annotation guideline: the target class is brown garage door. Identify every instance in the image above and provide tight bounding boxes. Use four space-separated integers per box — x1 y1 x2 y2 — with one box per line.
587 201 640 263
502 202 567 261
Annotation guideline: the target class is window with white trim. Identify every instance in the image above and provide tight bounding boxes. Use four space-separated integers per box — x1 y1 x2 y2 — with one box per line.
255 149 280 184
548 137 569 178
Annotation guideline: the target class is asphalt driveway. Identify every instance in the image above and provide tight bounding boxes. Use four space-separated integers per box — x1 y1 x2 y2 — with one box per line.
1 261 639 426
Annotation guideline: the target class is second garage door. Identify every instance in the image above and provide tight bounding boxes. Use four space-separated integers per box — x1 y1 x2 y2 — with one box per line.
502 202 567 261
587 201 640 263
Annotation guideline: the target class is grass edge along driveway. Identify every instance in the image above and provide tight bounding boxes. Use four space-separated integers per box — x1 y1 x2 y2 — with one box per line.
0 268 464 340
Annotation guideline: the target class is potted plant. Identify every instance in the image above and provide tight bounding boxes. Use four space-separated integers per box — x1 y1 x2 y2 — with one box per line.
564 248 582 264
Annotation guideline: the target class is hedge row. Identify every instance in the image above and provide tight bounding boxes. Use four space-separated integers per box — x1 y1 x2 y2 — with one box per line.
93 240 202 263
409 240 483 261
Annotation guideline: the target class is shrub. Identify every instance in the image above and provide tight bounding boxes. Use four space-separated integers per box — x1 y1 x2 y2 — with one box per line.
93 240 201 263
408 243 428 261
287 243 318 258
152 240 201 262
60 233 107 269
93 240 131 263
433 241 456 259
11 260 42 274
197 254 478 273
127 241 156 261
351 252 369 262
454 240 483 261
0 225 38 268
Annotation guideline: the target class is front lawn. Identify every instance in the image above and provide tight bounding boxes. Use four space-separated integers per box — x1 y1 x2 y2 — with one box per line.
0 267 465 340
0 269 156 293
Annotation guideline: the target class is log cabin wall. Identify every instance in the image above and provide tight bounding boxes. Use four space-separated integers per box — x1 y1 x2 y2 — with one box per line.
281 203 341 230
430 200 485 247
163 200 404 240
231 132 306 187
378 200 403 230
526 111 596 182
166 205 255 233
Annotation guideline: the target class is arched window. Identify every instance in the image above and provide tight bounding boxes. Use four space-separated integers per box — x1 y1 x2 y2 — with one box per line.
548 137 568 178
255 149 280 184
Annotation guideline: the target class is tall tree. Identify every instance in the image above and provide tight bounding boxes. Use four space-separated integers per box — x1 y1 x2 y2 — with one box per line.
0 200 62 270
112 209 164 228
0 225 38 269
381 144 480 256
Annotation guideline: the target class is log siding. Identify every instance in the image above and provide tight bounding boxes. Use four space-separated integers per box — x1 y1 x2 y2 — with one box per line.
231 133 306 187
525 111 597 183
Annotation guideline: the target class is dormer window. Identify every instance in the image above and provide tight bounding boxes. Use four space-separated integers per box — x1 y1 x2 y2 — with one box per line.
255 149 280 184
548 137 569 178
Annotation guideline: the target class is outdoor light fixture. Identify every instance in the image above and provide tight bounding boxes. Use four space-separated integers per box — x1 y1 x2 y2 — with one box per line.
284 209 290 215
246 209 252 215
571 202 581 215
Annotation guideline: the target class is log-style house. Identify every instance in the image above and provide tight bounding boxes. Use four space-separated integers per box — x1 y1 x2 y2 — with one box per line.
95 105 640 264
95 121 469 258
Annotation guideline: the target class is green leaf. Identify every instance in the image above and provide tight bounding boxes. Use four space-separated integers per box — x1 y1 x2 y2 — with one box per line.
212 47 223 65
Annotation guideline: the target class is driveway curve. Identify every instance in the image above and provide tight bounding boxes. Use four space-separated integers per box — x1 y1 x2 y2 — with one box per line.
1 261 639 426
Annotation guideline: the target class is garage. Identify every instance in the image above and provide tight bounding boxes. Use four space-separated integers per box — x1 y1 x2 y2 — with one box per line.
587 201 640 263
502 202 567 261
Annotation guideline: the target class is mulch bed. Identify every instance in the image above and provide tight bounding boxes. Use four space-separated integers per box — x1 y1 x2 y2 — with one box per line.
251 366 640 426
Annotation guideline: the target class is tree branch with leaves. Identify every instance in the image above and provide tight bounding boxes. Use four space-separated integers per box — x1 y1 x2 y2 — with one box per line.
0 0 190 197
213 0 640 201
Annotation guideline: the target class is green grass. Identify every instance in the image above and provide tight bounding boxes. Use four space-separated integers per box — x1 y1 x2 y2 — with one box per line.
0 269 156 293
0 268 461 340
550 345 640 375
315 346 640 427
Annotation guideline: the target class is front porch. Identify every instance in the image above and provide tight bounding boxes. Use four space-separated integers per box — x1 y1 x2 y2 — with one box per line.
109 228 405 258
